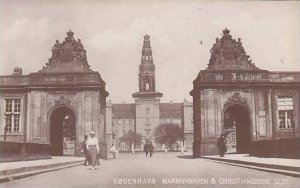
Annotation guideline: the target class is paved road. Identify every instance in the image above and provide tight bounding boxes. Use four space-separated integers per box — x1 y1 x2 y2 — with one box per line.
2 152 300 188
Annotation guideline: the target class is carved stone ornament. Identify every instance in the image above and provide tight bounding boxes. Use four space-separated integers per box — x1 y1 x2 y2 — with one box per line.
207 28 260 71
226 92 247 105
55 96 71 106
39 30 92 73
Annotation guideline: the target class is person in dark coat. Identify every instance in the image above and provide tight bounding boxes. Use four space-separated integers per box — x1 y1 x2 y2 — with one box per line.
148 142 154 157
144 142 149 157
217 133 227 157
82 135 91 166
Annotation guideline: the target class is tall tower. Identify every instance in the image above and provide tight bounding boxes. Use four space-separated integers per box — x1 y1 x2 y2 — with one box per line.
133 35 162 148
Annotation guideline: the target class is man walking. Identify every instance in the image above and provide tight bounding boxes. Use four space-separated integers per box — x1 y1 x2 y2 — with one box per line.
81 135 90 166
149 142 154 157
144 142 149 157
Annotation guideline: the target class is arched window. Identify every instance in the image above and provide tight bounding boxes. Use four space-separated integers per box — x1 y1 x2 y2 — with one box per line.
145 83 150 90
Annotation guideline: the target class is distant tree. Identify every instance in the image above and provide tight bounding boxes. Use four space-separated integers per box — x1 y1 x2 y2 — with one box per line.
154 124 183 150
119 130 142 150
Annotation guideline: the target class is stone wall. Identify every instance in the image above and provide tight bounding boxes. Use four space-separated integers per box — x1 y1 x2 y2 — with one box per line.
250 138 300 159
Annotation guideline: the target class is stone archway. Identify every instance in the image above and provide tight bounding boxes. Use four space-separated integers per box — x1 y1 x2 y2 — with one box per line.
50 106 76 156
223 104 251 154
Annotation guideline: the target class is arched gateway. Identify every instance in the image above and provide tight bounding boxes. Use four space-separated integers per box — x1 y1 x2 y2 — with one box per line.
32 30 109 157
191 28 300 158
50 106 76 156
223 104 251 154
0 30 109 157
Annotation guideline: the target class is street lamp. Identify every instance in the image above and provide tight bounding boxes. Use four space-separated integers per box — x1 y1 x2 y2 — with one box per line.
4 126 7 142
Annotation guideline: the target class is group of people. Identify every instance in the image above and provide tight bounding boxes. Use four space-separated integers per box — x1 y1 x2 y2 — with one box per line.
143 142 154 157
82 131 100 170
83 132 226 166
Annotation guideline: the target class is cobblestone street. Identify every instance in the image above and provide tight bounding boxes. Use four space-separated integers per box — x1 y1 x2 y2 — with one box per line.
2 153 300 188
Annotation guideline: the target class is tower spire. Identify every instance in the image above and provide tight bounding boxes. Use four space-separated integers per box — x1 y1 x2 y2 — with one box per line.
132 34 162 98
141 34 153 63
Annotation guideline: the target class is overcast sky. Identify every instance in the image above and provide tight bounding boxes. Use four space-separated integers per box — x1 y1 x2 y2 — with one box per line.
1 0 300 103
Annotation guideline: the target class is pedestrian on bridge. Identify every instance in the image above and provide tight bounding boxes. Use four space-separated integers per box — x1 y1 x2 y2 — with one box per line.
217 133 227 157
149 142 154 157
86 131 99 170
144 142 149 157
81 135 91 166
110 144 117 159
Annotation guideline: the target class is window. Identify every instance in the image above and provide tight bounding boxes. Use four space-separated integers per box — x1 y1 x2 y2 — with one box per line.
120 142 126 150
173 118 181 124
5 99 21 132
145 129 151 136
146 108 150 115
145 118 150 126
128 119 132 124
123 119 126 124
122 127 126 136
145 83 150 91
277 96 294 129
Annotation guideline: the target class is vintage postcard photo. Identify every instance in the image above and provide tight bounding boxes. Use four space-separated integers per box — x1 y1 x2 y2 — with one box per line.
0 0 299 187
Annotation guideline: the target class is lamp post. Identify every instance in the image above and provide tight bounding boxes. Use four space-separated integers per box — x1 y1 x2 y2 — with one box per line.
4 126 7 142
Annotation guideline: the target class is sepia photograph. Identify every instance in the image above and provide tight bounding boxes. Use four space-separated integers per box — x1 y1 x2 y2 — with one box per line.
0 0 299 187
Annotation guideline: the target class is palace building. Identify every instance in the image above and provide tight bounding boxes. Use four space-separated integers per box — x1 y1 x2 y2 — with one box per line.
191 28 300 158
106 100 193 151
0 31 108 157
106 35 194 151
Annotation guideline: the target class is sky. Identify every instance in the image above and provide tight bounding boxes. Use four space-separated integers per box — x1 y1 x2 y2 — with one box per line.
1 0 300 103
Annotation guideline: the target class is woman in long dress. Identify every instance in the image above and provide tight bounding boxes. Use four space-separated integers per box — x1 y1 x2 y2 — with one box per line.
86 131 99 170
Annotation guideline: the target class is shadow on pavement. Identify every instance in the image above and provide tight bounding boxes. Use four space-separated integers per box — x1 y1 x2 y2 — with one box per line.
176 155 195 159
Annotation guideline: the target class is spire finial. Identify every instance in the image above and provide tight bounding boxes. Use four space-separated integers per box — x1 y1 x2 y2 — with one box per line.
223 28 230 35
67 29 74 37
142 34 152 57
144 34 150 40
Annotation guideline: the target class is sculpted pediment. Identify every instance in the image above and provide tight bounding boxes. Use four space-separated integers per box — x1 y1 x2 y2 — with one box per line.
38 30 91 73
207 28 261 71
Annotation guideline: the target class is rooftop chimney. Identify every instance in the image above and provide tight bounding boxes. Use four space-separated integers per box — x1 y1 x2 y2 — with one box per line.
13 67 22 75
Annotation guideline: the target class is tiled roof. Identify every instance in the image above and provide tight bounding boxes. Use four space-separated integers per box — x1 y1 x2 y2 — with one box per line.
112 103 135 119
159 103 182 118
160 103 182 111
111 103 184 119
